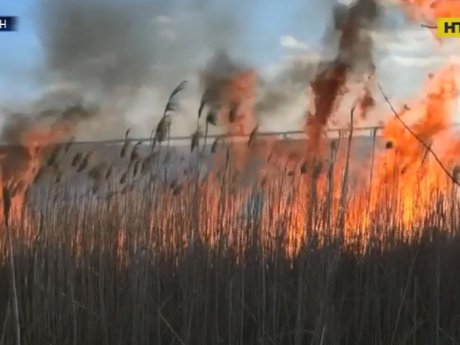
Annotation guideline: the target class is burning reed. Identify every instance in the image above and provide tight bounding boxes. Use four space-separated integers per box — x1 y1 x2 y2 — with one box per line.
0 30 459 345
1 125 460 344
1 73 460 343
2 0 460 342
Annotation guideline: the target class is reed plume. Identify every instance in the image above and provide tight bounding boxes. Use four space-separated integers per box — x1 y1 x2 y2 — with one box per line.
77 152 92 172
71 152 83 167
120 128 131 158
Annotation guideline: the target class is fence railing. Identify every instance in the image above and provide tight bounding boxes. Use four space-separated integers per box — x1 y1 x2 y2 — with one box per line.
3 123 459 147
71 125 389 146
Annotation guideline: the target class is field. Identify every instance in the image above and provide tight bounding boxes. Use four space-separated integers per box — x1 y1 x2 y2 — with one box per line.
3 0 460 342
1 115 460 345
0 63 458 345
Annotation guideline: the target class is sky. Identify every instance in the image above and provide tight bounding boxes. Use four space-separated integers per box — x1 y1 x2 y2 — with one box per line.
0 0 325 100
0 0 43 100
0 0 460 137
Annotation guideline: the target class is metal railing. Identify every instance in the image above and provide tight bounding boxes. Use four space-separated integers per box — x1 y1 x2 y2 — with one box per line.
71 124 389 146
3 122 459 147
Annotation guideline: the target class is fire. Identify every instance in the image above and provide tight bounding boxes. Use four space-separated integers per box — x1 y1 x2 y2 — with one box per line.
2 0 460 260
219 70 258 171
221 69 257 134
264 61 457 255
338 66 458 241
0 117 76 228
401 0 460 19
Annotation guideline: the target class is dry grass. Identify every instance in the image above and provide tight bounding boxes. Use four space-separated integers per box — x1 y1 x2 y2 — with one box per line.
0 83 459 344
0 132 458 345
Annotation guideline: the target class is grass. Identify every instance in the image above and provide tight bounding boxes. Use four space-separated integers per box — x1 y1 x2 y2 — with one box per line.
0 83 459 344
1 211 460 344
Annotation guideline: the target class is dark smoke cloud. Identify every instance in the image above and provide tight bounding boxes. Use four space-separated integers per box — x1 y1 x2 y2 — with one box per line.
1 0 385 145
254 0 382 132
1 113 33 144
199 51 252 107
0 0 254 143
307 0 380 151
196 51 258 134
334 0 379 71
255 57 319 118
40 2 159 94
37 0 250 96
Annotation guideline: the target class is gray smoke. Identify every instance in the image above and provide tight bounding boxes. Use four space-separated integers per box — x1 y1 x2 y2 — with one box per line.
1 0 387 143
0 0 253 142
255 56 320 117
199 51 253 108
38 0 250 93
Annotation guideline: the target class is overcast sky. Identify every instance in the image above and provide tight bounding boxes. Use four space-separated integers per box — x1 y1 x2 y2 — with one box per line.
0 0 459 138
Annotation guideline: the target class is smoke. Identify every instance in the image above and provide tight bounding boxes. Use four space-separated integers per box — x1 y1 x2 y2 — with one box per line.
199 51 251 107
259 0 383 126
195 0 381 136
254 56 321 130
1 113 33 145
37 0 250 94
253 0 381 134
306 0 380 151
197 51 257 134
0 0 385 145
0 0 254 143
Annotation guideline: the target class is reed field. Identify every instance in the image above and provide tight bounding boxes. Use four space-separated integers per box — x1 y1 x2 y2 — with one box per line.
1 70 460 345
3 0 460 342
